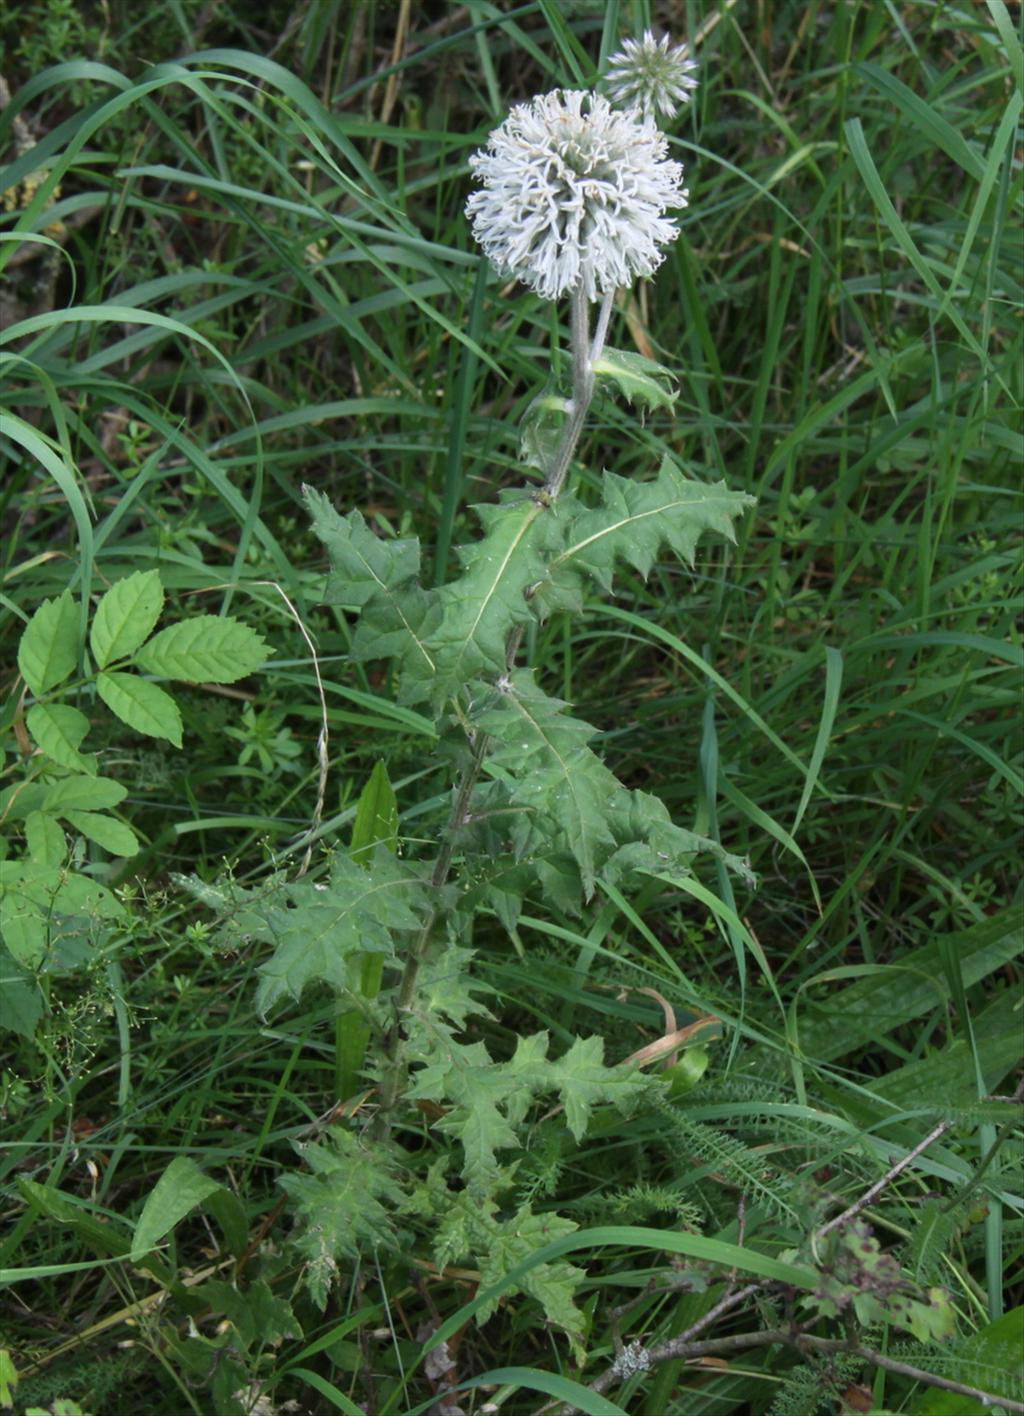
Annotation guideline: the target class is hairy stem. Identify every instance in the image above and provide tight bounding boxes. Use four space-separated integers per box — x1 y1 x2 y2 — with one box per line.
375 283 610 1131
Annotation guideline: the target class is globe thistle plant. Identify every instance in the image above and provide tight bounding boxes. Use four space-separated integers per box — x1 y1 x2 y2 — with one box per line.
605 29 699 123
465 89 687 303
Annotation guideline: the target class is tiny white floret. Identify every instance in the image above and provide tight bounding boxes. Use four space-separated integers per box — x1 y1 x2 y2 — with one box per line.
605 30 699 123
466 89 687 302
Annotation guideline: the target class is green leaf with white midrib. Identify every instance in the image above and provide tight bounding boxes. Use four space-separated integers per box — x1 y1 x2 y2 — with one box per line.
475 670 627 895
305 489 438 675
415 492 564 703
537 458 754 611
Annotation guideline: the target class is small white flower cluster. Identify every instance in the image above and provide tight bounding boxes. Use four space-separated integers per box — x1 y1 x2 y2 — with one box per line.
466 89 687 302
605 29 699 123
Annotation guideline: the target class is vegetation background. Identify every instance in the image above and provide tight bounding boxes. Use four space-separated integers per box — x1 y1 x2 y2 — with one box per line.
0 0 1020 1413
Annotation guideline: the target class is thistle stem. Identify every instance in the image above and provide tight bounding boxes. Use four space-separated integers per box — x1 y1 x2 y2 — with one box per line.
374 281 612 1133
545 285 596 500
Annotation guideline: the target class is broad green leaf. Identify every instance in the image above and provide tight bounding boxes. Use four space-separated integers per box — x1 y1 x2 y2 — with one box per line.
18 1178 132 1259
198 1278 300 1348
133 615 269 683
592 346 678 410
17 591 79 696
42 775 127 813
538 457 754 612
279 1128 404 1309
305 489 438 675
338 760 402 1100
797 909 1023 1061
0 1347 17 1407
459 1371 628 1416
25 703 97 775
0 948 44 1036
250 849 426 1015
415 491 567 704
64 810 139 858
24 811 66 866
89 569 164 668
96 671 183 746
131 1156 225 1260
0 866 51 967
0 864 119 969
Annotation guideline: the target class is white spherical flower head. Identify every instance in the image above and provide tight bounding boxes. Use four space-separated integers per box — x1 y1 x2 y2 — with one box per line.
466 89 687 302
605 30 698 123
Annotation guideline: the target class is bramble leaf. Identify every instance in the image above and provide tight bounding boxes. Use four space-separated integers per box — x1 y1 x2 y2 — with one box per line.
26 704 97 775
64 810 139 858
251 849 427 1015
24 811 66 866
42 775 127 813
281 1128 405 1309
90 570 164 669
133 616 269 683
96 671 183 747
0 862 123 968
18 591 79 696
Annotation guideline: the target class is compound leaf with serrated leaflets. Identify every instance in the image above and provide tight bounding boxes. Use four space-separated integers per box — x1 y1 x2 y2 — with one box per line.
64 810 139 858
96 671 183 746
18 591 79 696
90 570 164 669
134 616 268 683
26 704 97 775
